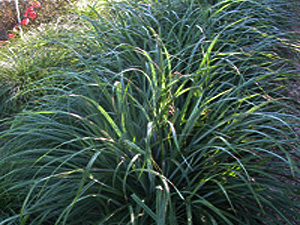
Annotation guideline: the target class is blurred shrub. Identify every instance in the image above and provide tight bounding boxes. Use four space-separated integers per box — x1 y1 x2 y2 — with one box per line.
0 0 78 40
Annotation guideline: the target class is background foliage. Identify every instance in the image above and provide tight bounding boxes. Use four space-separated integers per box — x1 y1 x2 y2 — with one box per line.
0 0 78 40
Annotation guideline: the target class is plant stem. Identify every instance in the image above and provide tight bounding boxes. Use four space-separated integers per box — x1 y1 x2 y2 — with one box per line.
14 0 23 38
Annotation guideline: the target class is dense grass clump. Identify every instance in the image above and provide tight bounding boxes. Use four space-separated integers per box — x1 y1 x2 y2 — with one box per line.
0 0 299 224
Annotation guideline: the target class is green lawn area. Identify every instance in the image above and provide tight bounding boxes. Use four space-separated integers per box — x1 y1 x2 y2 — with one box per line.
0 0 299 224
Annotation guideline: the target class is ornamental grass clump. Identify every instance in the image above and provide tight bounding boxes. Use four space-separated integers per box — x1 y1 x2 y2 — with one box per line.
0 0 299 224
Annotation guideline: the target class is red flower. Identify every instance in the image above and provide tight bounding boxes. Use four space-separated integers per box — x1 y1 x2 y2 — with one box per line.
24 5 34 17
27 6 34 12
21 18 30 26
7 33 15 39
29 11 36 19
